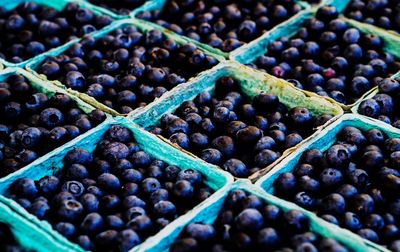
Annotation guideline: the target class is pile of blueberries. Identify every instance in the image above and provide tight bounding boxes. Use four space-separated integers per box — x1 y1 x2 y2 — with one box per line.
358 77 400 129
274 126 400 250
0 223 31 252
38 25 217 114
345 0 400 33
88 0 145 16
170 189 349 251
151 76 332 178
8 125 214 251
137 0 302 52
252 6 400 104
0 2 112 63
0 74 106 177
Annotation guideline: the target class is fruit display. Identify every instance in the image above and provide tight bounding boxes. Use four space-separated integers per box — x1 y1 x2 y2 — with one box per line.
6 125 215 251
137 0 303 52
357 77 400 128
36 24 218 114
0 2 112 63
170 189 350 252
250 6 400 105
0 72 106 177
344 0 400 34
0 1 400 251
149 75 334 178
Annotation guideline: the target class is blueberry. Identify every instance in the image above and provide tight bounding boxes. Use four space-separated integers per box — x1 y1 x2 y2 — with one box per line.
57 199 84 222
326 144 351 168
11 178 38 199
320 193 346 214
117 229 141 252
185 223 216 242
65 148 93 165
38 176 60 196
275 173 297 195
253 227 279 249
254 150 279 168
235 208 264 232
141 178 161 195
223 159 248 178
343 212 362 231
55 222 76 238
81 213 104 234
173 180 193 200
126 215 153 234
321 214 339 225
29 200 50 219
99 195 121 213
284 210 308 233
80 193 99 213
294 192 316 209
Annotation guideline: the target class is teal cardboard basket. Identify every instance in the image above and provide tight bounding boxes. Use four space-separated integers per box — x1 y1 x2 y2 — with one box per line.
0 67 110 180
0 0 117 69
78 0 155 20
230 0 400 110
0 116 233 251
25 18 225 117
130 0 314 60
255 113 399 252
136 179 379 252
129 60 343 179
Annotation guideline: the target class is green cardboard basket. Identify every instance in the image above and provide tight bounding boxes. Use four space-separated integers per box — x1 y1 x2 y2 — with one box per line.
0 116 233 252
0 0 117 69
129 60 343 180
0 67 110 180
230 0 400 110
136 179 379 252
25 18 225 117
255 113 400 252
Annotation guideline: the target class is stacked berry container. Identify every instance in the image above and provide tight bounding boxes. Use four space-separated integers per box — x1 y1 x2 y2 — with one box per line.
0 0 399 251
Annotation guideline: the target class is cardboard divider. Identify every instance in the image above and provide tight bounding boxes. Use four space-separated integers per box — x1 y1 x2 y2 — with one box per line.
255 113 399 252
25 18 225 117
0 67 110 179
135 179 378 252
230 0 400 110
129 60 343 179
0 0 118 69
0 116 233 251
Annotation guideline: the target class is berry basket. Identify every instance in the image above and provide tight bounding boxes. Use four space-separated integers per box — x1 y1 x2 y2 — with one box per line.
230 0 400 109
0 67 109 179
0 0 116 69
0 116 233 251
255 113 400 251
135 179 377 252
78 0 155 20
25 18 225 117
128 60 343 179
131 0 313 59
